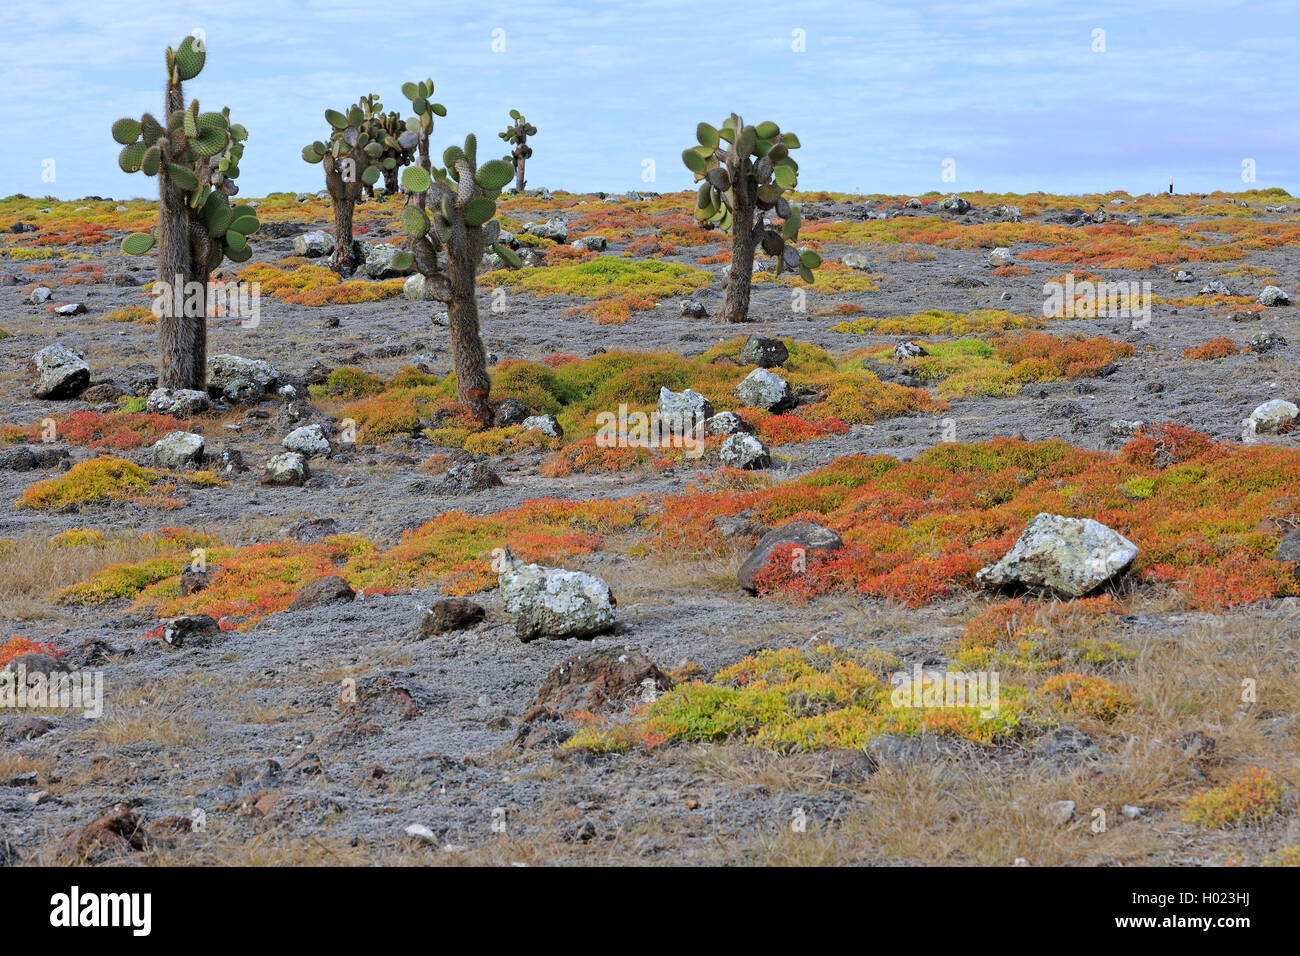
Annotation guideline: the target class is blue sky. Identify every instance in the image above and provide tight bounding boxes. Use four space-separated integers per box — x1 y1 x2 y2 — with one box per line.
2 0 1297 200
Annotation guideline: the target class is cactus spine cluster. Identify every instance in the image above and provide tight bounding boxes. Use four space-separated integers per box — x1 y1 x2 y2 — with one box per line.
112 36 259 389
302 100 401 274
683 114 820 323
398 83 520 426
498 109 536 193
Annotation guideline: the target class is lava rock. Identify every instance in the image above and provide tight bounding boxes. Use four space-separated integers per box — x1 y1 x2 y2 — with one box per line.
737 522 844 593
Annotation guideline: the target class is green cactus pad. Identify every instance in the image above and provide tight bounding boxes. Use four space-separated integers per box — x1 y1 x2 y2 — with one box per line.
140 113 165 143
121 233 156 256
224 230 247 253
206 204 233 236
325 109 347 130
755 121 780 140
494 243 522 269
302 145 325 164
112 118 142 146
174 35 206 81
682 149 707 175
141 145 161 177
782 206 802 239
402 167 432 193
799 250 822 270
402 205 430 238
118 142 147 173
463 197 496 228
475 159 513 192
227 213 259 236
224 241 252 264
190 127 227 157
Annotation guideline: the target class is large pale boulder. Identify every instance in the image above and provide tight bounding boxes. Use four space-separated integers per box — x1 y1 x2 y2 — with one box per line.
976 513 1138 597
498 547 616 642
656 387 712 435
208 354 278 404
29 344 89 399
1247 399 1298 436
292 231 334 257
152 431 205 469
735 368 795 413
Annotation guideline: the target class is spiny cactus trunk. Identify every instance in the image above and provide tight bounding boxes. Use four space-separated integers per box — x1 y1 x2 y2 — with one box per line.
325 161 358 275
383 166 399 194
723 183 757 324
156 79 208 389
332 199 356 273
514 154 525 192
445 218 492 429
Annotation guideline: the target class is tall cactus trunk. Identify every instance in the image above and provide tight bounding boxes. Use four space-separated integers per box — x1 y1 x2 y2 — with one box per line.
156 78 208 389
722 181 757 323
332 199 355 273
325 160 358 275
514 155 526 192
445 218 492 429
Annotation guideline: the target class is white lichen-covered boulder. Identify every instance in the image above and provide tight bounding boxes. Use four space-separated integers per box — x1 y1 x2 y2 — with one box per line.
29 344 89 399
735 368 795 413
152 431 205 469
1246 399 1299 436
976 513 1138 597
498 546 616 642
282 424 332 459
260 451 309 486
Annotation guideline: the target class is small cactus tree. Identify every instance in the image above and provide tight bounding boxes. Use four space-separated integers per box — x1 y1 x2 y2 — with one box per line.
302 103 398 274
113 36 258 390
683 115 820 323
498 110 536 193
398 110 520 427
357 93 415 196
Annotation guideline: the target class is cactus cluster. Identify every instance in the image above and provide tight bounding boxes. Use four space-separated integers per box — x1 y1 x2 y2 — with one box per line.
398 133 520 271
115 36 258 270
303 99 403 273
111 36 259 390
683 114 820 322
357 93 416 195
397 108 522 426
498 109 536 192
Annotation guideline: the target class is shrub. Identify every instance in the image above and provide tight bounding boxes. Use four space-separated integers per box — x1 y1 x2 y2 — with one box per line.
1183 768 1285 829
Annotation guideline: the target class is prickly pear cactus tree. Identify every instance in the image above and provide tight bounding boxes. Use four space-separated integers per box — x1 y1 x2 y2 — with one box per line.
302 102 395 274
498 110 536 193
357 94 414 196
399 130 520 428
683 115 820 323
113 36 258 390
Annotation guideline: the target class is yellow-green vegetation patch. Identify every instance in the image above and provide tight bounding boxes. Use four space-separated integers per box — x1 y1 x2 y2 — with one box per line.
832 308 1044 336
479 255 712 298
754 262 880 292
566 645 1033 754
1183 767 1286 829
15 456 225 510
858 331 1133 399
334 341 943 447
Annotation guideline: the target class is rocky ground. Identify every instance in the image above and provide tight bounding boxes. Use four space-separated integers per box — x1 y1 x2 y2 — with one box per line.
1 188 1298 866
